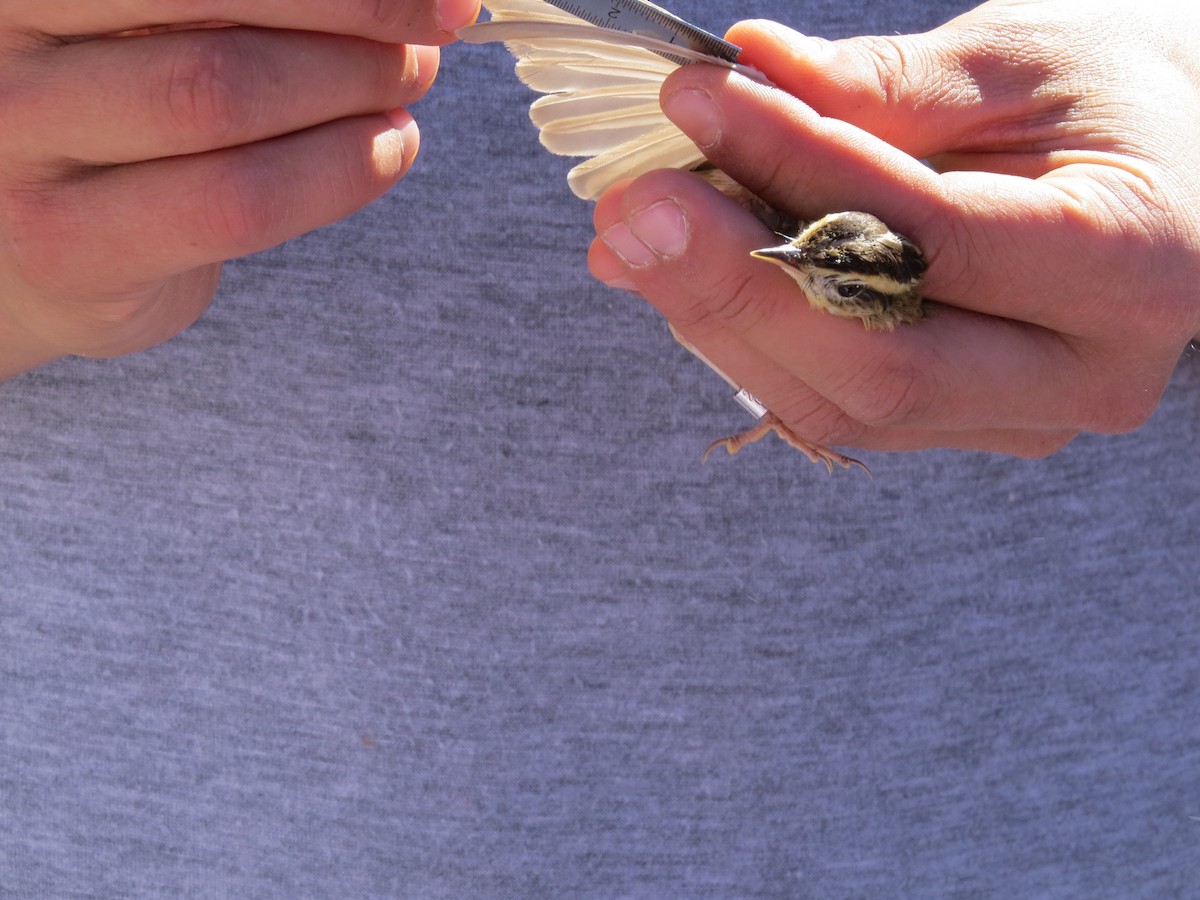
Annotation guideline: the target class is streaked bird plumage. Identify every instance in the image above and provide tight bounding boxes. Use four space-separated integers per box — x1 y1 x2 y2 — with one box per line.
752 212 928 331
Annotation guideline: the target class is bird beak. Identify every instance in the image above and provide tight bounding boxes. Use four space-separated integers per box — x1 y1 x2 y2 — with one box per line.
749 244 802 267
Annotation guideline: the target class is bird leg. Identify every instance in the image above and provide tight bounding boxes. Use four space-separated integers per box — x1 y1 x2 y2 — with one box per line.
702 413 869 474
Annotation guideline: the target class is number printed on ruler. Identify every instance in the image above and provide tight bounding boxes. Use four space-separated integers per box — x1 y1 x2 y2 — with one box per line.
540 0 741 61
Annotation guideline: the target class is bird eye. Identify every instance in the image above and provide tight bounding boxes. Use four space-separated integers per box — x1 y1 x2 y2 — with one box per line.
836 282 866 299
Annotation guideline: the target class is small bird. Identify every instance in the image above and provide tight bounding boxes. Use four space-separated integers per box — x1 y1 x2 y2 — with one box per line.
700 211 927 471
751 212 927 332
459 1 928 471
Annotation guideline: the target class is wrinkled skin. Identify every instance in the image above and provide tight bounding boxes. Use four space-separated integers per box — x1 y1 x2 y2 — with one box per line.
590 0 1200 459
0 0 479 379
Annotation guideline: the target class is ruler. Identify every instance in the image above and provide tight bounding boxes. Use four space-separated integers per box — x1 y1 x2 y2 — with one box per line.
539 0 741 63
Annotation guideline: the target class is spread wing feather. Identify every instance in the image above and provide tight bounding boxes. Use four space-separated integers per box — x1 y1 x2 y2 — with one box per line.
567 124 707 199
536 100 673 155
458 0 753 199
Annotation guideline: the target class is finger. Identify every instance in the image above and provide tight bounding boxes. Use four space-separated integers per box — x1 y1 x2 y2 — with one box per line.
71 265 225 360
592 179 862 441
725 19 1076 161
7 29 438 166
927 151 1062 179
4 0 479 46
860 426 1077 458
659 64 1171 337
592 199 864 441
592 186 1083 456
594 221 1078 460
660 63 942 234
7 110 420 294
592 168 1141 435
589 179 639 290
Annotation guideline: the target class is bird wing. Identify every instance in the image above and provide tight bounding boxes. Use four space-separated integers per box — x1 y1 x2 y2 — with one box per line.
458 1 754 200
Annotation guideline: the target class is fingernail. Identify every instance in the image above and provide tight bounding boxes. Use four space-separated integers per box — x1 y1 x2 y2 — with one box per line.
601 200 689 267
385 108 420 160
601 223 655 268
629 199 688 259
662 88 722 150
409 44 440 88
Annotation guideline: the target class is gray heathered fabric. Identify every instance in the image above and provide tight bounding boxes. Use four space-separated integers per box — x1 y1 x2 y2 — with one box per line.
3 1 1198 895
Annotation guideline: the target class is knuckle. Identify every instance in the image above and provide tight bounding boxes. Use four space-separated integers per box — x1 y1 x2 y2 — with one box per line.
0 185 76 294
728 147 790 213
776 394 869 450
200 159 279 252
1069 348 1165 433
355 0 415 35
0 81 33 150
854 36 916 110
700 266 775 334
835 349 931 428
161 35 255 143
919 211 980 299
1122 233 1200 341
1090 379 1161 433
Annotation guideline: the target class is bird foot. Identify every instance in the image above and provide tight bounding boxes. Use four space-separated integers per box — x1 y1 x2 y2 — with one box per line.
702 413 869 474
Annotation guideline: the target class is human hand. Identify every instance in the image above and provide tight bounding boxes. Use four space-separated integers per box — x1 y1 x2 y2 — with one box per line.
0 0 478 380
588 0 1200 459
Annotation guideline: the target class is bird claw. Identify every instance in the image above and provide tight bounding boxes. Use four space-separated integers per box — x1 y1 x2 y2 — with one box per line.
702 413 869 474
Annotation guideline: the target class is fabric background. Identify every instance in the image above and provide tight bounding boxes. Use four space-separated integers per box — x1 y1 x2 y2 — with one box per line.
3 0 1198 895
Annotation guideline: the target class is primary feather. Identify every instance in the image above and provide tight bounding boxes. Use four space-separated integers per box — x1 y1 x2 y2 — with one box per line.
457 1 756 199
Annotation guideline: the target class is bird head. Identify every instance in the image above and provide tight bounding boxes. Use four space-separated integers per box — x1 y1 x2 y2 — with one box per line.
750 211 928 330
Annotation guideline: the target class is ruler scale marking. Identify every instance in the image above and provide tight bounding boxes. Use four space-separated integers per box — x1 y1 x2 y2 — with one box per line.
539 0 741 63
